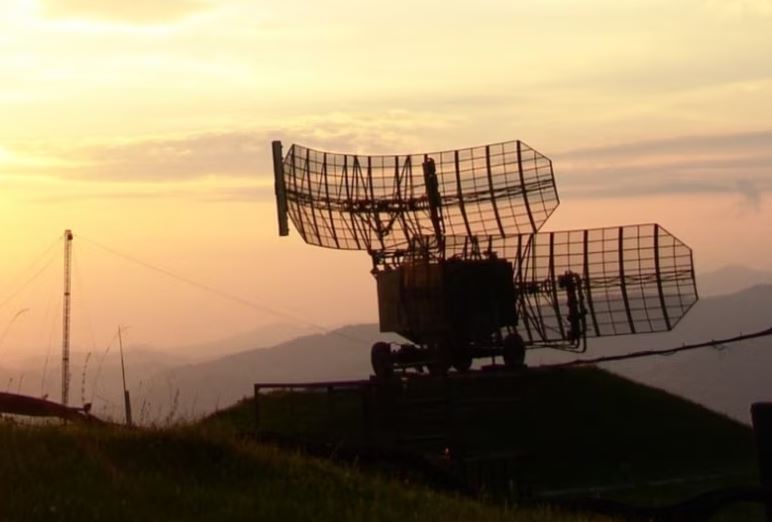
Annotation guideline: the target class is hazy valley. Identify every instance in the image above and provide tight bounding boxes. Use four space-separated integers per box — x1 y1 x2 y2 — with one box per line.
3 265 772 424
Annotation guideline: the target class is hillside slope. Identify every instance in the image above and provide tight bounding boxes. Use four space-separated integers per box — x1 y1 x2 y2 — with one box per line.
0 422 611 522
138 324 394 419
133 285 772 422
698 265 772 297
207 366 762 520
213 367 758 494
531 284 772 423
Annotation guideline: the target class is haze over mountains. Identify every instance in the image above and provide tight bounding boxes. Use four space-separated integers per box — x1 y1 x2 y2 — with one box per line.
2 265 771 424
697 265 772 297
597 283 772 424
133 267 772 424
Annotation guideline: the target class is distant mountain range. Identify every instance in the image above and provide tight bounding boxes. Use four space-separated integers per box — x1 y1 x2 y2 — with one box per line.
531 283 772 423
165 322 320 363
4 265 772 425
697 265 772 297
128 282 772 424
135 325 398 421
0 322 320 414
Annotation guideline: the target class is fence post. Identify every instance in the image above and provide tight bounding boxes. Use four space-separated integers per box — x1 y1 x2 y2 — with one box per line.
124 390 133 427
254 385 261 431
751 402 772 522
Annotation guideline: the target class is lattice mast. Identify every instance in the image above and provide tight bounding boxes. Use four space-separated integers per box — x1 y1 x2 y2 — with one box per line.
61 229 73 406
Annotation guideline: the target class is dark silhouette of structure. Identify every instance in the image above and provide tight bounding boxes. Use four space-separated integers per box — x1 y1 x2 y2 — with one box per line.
62 229 73 405
0 392 99 423
272 139 698 376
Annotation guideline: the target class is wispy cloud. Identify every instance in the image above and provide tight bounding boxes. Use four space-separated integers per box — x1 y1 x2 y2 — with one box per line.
555 129 772 206
735 179 763 210
40 0 210 24
25 183 272 204
2 111 460 183
705 0 772 18
196 186 273 203
557 130 772 160
4 126 770 208
5 131 272 182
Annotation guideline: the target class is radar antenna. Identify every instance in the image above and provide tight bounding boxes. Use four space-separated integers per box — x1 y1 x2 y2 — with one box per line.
272 139 698 377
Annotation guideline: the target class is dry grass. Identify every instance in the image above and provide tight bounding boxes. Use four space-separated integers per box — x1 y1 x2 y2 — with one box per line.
0 420 615 522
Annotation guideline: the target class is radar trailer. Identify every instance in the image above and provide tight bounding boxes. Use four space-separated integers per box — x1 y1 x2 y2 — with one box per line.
271 139 698 377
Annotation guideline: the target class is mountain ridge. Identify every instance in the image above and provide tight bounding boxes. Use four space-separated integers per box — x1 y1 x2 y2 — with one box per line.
135 283 772 423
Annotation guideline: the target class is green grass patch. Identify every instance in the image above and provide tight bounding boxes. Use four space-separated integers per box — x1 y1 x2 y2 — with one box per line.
0 420 614 522
210 367 762 520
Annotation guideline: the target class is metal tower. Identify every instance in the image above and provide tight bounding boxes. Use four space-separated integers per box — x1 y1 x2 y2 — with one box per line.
61 229 73 406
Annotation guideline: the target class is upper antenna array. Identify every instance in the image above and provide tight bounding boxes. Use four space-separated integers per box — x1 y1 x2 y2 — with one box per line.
274 140 559 251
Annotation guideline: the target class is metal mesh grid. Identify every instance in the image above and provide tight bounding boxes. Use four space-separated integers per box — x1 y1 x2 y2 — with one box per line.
440 224 698 341
281 141 559 252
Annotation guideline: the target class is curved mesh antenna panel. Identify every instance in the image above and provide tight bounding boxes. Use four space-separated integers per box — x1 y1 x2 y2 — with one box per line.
442 224 698 342
280 141 560 251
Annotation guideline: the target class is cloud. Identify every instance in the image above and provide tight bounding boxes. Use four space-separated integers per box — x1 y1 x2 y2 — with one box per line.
196 186 273 203
557 130 772 160
25 183 272 204
554 129 772 204
735 179 763 210
4 131 273 182
3 111 460 183
40 0 210 24
82 132 269 180
705 0 772 18
9 122 769 209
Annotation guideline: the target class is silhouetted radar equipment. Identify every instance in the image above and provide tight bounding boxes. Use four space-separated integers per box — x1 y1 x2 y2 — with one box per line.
271 140 698 377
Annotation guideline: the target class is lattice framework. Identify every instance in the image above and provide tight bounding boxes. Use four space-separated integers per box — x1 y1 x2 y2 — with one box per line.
281 141 559 251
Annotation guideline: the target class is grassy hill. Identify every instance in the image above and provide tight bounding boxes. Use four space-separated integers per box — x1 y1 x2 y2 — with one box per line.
208 366 763 519
0 421 612 522
0 366 765 521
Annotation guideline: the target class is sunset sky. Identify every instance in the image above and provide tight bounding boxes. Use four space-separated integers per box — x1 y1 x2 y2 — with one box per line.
1 0 771 363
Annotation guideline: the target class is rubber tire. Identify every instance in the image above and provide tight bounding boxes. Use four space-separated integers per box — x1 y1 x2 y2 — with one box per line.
452 348 473 373
502 332 526 369
371 342 393 379
427 342 451 376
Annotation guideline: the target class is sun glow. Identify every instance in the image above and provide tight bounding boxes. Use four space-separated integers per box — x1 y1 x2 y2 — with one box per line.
0 0 769 356
0 147 13 164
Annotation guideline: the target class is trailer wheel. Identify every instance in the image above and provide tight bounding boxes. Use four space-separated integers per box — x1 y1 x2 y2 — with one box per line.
452 347 473 373
371 342 393 378
427 342 451 376
502 333 526 369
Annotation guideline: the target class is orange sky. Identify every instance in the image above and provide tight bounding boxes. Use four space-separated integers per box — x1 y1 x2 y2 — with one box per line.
1 0 771 362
